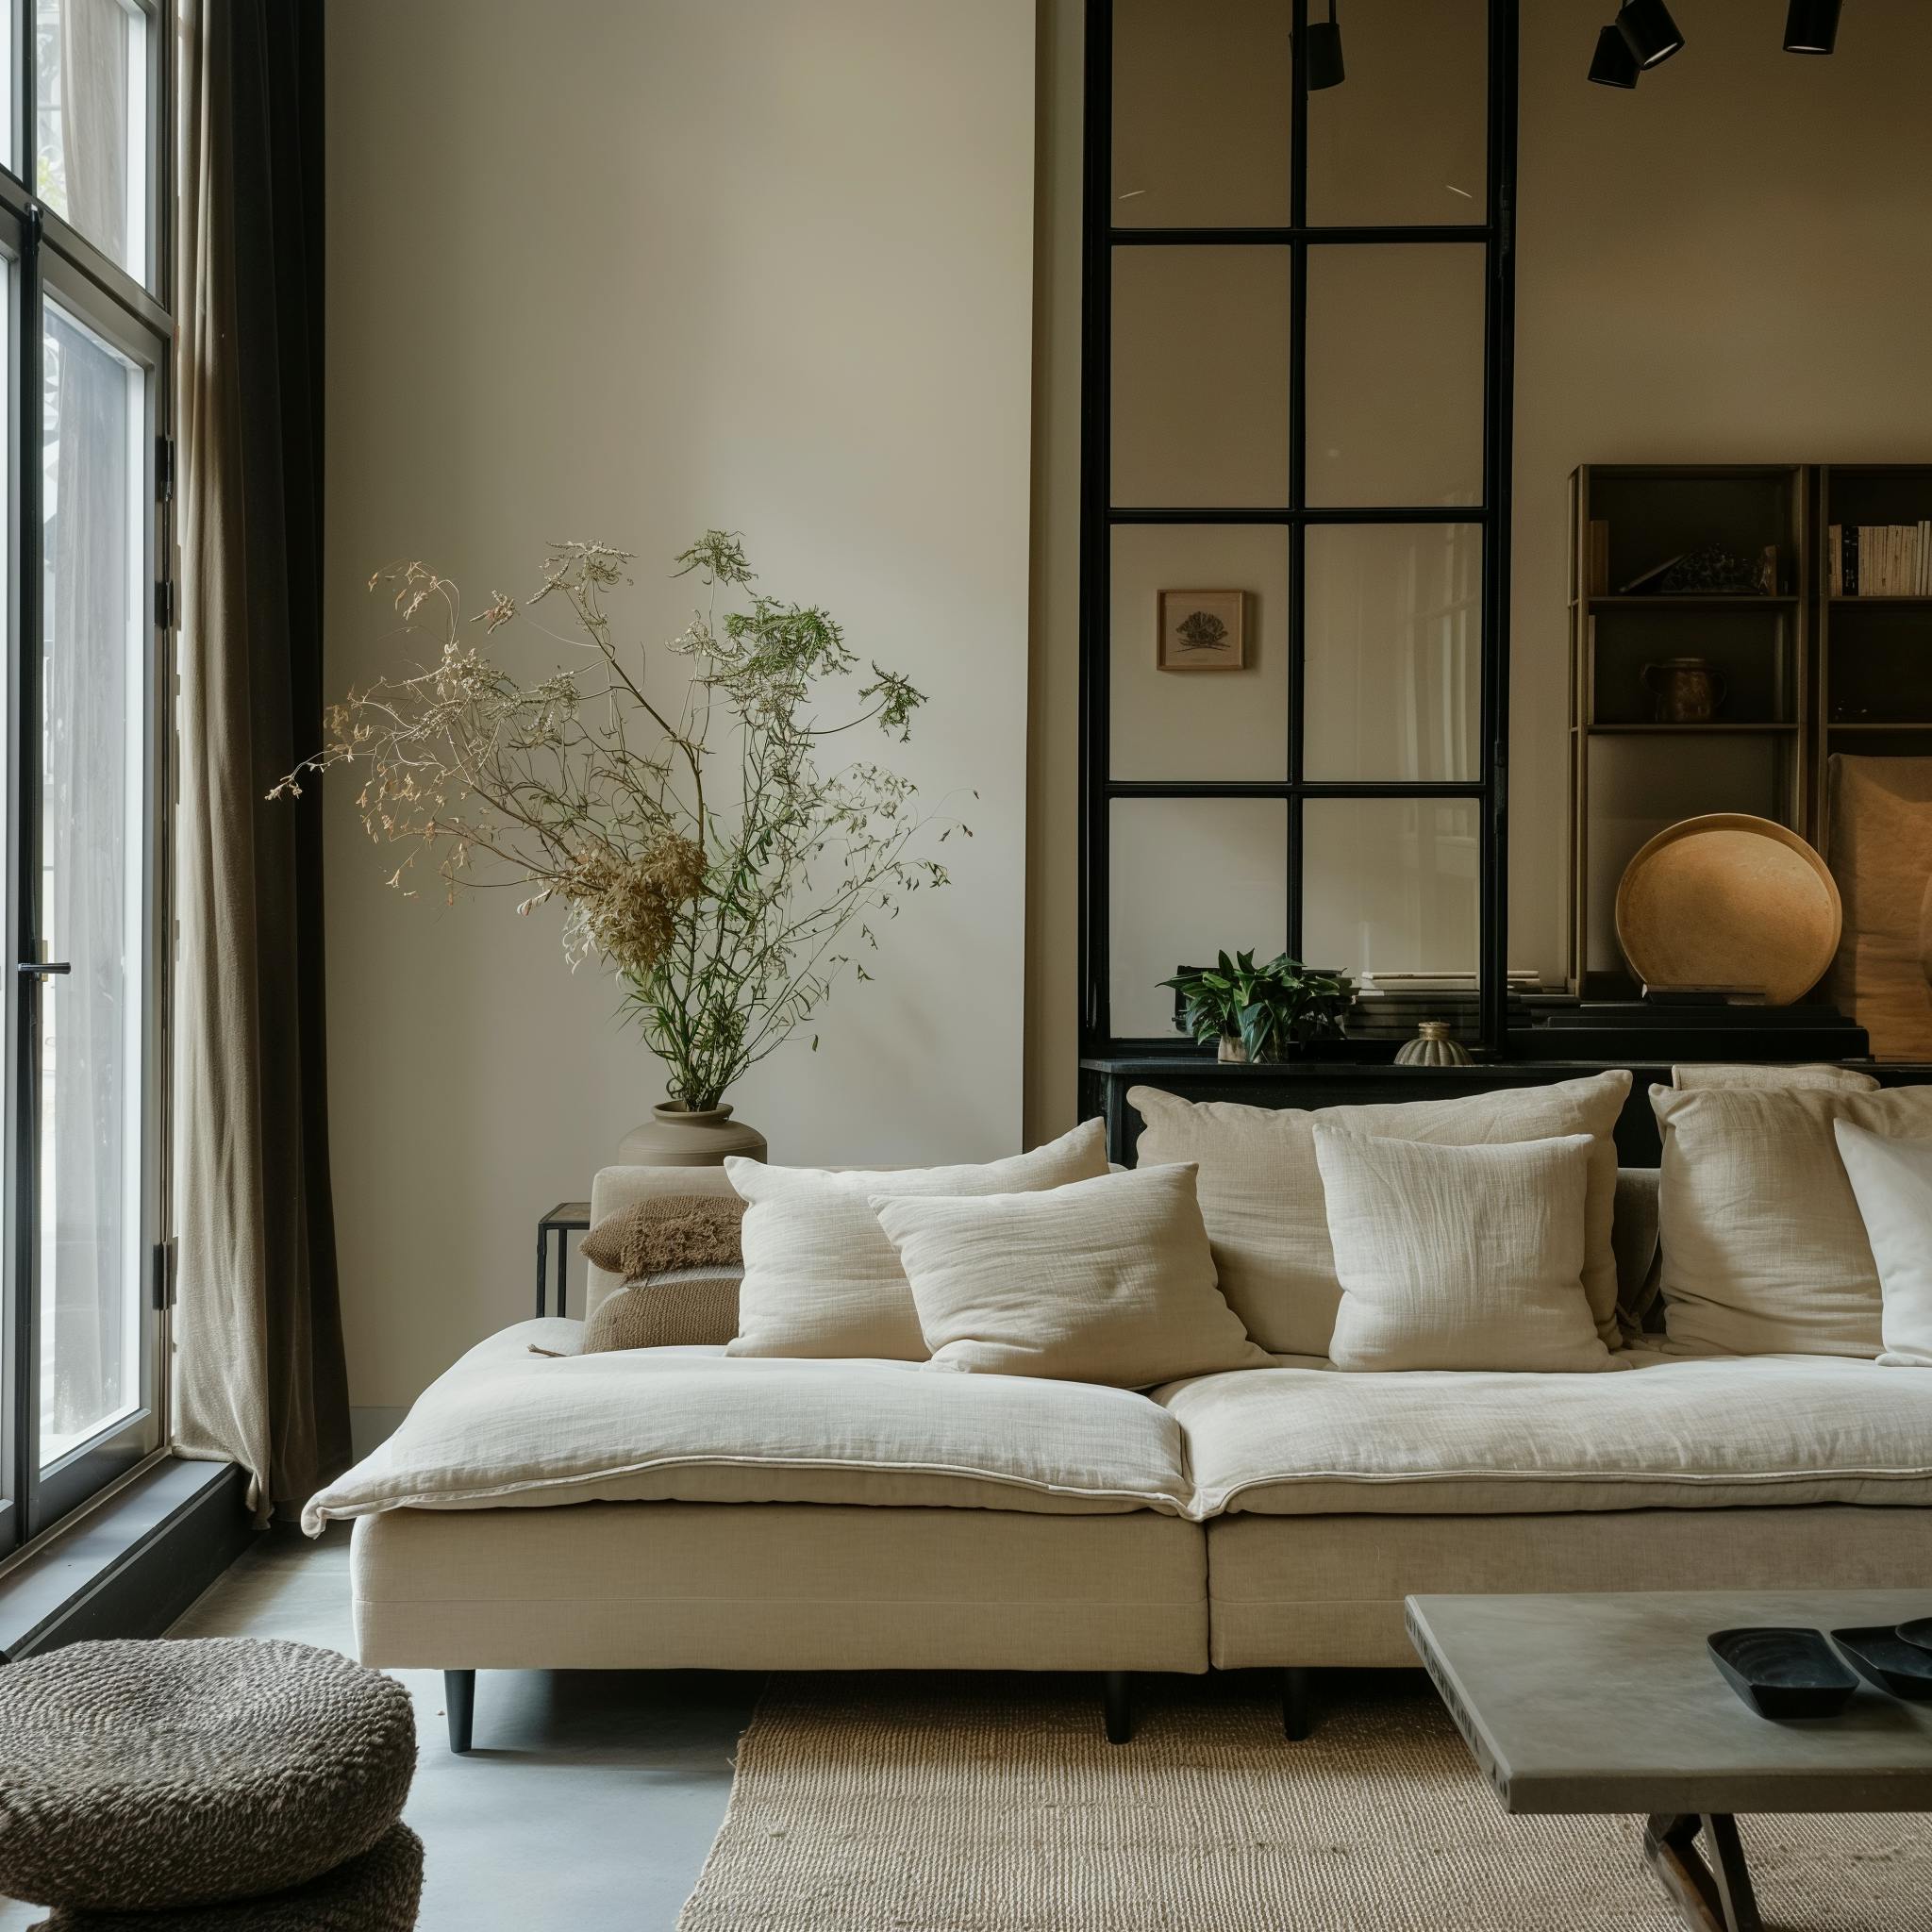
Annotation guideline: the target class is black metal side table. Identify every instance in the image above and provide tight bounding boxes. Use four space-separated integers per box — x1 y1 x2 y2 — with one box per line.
536 1201 591 1316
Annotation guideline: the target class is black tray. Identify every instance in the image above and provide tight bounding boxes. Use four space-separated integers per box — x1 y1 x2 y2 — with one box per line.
1833 1627 1932 1701
1708 1627 1857 1720
1898 1616 1932 1655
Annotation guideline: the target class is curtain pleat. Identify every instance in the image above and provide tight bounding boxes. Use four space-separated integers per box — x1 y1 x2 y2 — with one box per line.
174 0 347 1517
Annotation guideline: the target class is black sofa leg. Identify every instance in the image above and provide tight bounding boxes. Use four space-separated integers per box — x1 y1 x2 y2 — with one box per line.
445 1669 475 1754
1102 1670 1134 1744
1283 1666 1314 1740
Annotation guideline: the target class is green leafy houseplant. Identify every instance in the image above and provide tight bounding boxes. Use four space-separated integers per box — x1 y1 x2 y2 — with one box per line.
275 533 966 1112
1161 951 1356 1063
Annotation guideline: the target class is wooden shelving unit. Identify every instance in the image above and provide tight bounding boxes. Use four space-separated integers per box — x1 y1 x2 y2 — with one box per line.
1567 464 1807 996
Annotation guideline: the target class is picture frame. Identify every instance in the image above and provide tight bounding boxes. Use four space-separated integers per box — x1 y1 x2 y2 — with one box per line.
1158 588 1245 672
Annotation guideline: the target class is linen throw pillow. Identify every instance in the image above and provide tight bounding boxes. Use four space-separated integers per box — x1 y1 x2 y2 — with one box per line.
1833 1121 1932 1367
1672 1062 1877 1093
1651 1083 1932 1357
873 1164 1269 1388
724 1118 1111 1360
1127 1071 1631 1358
1312 1128 1616 1374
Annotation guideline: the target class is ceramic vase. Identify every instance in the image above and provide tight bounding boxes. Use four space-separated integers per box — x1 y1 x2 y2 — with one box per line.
618 1103 767 1168
1393 1020 1473 1067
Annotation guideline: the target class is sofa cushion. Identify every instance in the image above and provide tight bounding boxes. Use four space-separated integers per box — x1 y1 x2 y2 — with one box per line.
876 1165 1269 1387
1158 1348 1932 1516
1652 1082 1932 1357
1835 1121 1932 1368
1314 1130 1616 1374
302 1320 1191 1533
1128 1072 1631 1357
725 1119 1111 1361
1671 1062 1878 1092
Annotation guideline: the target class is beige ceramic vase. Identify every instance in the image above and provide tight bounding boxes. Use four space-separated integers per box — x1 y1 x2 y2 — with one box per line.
617 1103 767 1168
1393 1020 1474 1067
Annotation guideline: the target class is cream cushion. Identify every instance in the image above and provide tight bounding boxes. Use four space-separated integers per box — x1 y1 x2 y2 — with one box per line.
874 1165 1269 1389
1652 1084 1932 1357
1159 1347 1932 1517
1672 1062 1877 1092
1313 1130 1615 1374
724 1119 1110 1360
1127 1072 1631 1357
1834 1121 1932 1367
302 1319 1191 1532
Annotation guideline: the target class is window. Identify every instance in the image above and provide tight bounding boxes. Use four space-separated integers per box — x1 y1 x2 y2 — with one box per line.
1 0 171 1558
1081 0 1518 1053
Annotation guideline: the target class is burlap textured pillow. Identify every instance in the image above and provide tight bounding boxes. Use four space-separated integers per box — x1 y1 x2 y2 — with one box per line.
1313 1128 1616 1374
874 1164 1269 1388
725 1119 1111 1360
580 1192 745 1282
1653 1082 1932 1357
580 1269 742 1353
1128 1071 1632 1358
1834 1121 1932 1368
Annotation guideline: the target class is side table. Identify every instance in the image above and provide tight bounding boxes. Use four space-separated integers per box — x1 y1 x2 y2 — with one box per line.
536 1201 591 1316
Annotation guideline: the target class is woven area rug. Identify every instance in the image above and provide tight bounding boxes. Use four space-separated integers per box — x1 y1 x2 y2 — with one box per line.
677 1672 1930 1931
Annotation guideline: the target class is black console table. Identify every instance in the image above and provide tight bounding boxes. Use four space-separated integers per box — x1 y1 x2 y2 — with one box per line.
1080 1051 1932 1170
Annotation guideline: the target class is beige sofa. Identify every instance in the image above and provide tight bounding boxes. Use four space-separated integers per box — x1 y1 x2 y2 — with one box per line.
309 1162 1932 1752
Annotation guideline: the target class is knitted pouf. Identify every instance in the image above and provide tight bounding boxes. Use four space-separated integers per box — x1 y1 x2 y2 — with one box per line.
30 1823 425 1932
0 1639 416 1912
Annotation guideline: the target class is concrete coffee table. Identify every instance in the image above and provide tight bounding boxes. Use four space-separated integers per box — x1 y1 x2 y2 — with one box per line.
1407 1589 1932 1932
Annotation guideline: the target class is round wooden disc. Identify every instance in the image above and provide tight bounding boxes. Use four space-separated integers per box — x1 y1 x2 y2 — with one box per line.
1614 813 1842 1007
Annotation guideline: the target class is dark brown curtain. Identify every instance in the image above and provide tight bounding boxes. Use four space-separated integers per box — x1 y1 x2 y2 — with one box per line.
175 0 347 1515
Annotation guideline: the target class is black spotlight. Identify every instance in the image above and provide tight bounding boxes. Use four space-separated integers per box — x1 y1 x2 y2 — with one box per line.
1588 23 1641 87
1784 0 1842 54
1616 0 1685 68
1305 0 1345 91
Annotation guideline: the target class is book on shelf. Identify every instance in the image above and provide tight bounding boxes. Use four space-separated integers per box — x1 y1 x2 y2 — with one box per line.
1829 521 1932 596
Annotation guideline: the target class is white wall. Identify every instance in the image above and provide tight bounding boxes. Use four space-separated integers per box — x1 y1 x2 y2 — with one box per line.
325 0 1036 1408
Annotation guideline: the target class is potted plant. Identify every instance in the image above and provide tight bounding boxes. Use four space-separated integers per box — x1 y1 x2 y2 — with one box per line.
1160 951 1356 1064
275 532 966 1161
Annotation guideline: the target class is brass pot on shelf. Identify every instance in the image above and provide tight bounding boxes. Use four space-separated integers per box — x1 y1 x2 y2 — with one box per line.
1642 657 1726 724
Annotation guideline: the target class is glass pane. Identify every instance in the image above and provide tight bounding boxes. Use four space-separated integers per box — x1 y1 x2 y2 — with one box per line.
1307 0 1487 225
1110 525 1289 781
1112 0 1291 229
1303 796 1479 979
1112 245 1290 508
1304 523 1481 780
39 302 147 1466
1109 798 1287 1037
35 0 149 279
1305 244 1485 508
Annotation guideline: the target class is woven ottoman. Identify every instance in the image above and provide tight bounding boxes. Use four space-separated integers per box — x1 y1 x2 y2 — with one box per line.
0 1639 416 1914
30 1824 425 1932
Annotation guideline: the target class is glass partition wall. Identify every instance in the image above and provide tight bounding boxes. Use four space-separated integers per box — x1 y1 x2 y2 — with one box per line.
0 0 173 1559
1080 0 1518 1054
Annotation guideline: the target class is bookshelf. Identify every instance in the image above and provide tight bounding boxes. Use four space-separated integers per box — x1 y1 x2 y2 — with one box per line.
1818 464 1932 853
1567 464 1807 996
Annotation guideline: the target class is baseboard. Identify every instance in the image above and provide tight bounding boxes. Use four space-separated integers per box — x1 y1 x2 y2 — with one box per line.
351 1407 409 1461
0 1459 257 1658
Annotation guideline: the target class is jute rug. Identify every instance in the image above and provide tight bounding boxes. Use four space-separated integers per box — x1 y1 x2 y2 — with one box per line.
677 1672 1931 1931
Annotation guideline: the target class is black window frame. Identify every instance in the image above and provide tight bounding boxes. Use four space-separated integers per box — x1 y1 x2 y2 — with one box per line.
1078 0 1519 1056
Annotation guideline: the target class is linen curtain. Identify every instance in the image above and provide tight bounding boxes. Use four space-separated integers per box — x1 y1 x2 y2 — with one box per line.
174 0 347 1514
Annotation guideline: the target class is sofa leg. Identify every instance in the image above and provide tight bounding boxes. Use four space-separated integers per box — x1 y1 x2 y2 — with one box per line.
445 1669 475 1754
1283 1666 1314 1741
1102 1670 1134 1745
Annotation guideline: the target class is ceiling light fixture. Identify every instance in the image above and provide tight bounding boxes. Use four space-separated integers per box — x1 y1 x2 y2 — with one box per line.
1305 0 1345 92
1616 0 1686 69
1588 23 1641 87
1783 0 1842 54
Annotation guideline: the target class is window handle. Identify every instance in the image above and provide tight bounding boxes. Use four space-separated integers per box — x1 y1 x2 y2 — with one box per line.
17 959 71 976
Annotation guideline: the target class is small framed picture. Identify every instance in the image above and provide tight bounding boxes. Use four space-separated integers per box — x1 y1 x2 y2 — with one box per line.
1158 589 1245 672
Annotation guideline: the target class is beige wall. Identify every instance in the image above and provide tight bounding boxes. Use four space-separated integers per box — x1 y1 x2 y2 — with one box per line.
325 0 1036 1409
1027 0 1932 1137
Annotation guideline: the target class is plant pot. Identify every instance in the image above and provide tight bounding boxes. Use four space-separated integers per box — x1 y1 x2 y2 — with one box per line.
617 1103 767 1168
1217 1034 1287 1065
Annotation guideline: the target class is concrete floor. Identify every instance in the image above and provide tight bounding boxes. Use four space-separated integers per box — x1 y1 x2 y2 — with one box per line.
0 1528 759 1931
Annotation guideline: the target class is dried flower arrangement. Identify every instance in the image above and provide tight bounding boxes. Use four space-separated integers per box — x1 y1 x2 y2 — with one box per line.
275 532 965 1110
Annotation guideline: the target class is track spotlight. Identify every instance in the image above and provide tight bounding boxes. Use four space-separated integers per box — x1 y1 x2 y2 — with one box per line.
1615 0 1685 69
1784 0 1841 54
1588 23 1641 87
1305 1 1345 91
